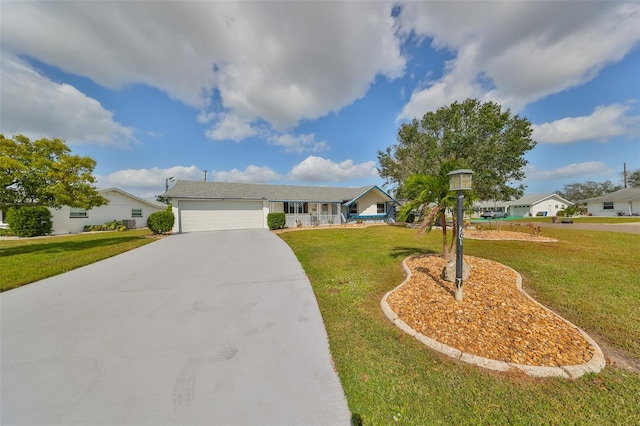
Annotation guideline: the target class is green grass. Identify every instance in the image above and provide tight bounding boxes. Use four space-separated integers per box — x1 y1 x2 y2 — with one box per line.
504 216 640 223
0 229 158 292
279 225 640 425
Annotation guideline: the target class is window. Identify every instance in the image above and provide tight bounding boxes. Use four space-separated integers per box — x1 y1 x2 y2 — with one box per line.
377 203 386 214
603 202 614 210
132 208 143 218
284 202 308 214
348 203 358 215
69 208 87 218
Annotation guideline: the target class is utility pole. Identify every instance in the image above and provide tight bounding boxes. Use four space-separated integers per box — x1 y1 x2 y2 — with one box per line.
203 170 208 181
624 163 627 188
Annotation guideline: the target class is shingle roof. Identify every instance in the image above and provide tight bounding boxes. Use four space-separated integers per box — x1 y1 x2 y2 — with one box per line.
163 180 395 204
581 187 640 203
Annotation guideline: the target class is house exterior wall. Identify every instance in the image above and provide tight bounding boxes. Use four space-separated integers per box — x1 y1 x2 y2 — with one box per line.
270 202 285 213
358 191 384 216
587 200 637 216
344 191 393 223
529 197 569 217
50 191 163 234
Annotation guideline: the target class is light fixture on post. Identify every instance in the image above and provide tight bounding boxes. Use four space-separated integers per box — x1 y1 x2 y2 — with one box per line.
165 176 175 192
447 169 474 301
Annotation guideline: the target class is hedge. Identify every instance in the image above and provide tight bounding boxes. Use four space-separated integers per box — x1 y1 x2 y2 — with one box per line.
5 206 53 237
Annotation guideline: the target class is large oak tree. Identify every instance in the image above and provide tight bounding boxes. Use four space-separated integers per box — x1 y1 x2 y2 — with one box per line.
0 134 108 209
378 99 537 201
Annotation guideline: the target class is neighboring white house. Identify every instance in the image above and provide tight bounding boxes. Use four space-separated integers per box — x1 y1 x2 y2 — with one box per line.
48 188 165 234
581 187 640 216
163 180 398 233
475 193 573 217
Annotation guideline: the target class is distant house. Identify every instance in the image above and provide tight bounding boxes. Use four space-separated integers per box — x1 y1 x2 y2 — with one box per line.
581 187 640 216
475 193 573 217
0 188 165 234
162 180 398 232
48 188 165 234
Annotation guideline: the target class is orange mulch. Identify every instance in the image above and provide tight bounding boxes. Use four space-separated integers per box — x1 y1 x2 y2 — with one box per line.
386 255 596 367
465 228 557 242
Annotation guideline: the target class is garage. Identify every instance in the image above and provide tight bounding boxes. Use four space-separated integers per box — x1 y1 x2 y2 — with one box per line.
179 200 265 232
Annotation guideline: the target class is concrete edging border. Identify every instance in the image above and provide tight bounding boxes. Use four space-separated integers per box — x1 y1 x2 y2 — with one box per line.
380 256 606 378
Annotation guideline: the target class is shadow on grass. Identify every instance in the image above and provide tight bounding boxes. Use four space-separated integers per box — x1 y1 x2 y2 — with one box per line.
0 236 145 257
389 246 436 259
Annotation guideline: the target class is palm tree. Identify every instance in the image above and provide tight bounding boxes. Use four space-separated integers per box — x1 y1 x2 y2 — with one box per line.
397 159 468 261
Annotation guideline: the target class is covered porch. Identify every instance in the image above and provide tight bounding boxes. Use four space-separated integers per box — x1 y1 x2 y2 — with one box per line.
270 201 343 227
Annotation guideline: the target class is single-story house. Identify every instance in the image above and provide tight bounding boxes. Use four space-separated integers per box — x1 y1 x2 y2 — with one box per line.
581 187 640 216
475 193 573 217
0 188 165 234
49 188 165 234
162 180 399 233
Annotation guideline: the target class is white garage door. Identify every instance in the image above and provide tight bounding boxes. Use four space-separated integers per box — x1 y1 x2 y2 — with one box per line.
179 200 265 232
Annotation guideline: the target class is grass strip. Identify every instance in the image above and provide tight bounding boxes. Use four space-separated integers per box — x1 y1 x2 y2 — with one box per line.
502 217 640 224
0 229 157 292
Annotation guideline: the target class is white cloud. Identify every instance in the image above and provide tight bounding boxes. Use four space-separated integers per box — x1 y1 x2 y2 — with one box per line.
0 55 134 146
289 156 379 182
211 165 281 183
268 133 328 154
205 113 258 142
397 2 640 120
97 166 203 198
532 103 640 144
524 162 611 182
2 1 405 138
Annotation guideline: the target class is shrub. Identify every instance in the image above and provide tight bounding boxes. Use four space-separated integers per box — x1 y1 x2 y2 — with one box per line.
147 208 174 234
6 206 53 237
556 210 566 217
267 213 285 230
83 220 127 232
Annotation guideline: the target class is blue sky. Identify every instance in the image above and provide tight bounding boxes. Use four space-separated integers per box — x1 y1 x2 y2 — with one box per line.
2 1 639 199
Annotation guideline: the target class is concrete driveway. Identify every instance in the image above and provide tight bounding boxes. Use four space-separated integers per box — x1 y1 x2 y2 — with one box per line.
1 230 351 425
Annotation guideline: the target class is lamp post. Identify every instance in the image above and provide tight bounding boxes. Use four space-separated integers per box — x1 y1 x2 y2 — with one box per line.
165 176 175 192
447 169 474 302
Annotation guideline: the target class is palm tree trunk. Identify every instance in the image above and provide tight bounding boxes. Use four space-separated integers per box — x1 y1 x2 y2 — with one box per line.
441 213 449 260
449 214 457 260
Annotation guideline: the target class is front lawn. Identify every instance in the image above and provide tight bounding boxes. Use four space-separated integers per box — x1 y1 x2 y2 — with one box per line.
0 229 158 292
505 216 640 223
279 225 640 425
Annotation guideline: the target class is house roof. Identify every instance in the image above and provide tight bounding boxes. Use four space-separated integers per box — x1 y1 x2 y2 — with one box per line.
474 193 573 208
163 180 398 204
99 188 165 209
580 187 640 203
